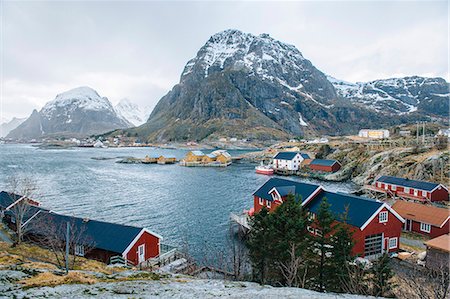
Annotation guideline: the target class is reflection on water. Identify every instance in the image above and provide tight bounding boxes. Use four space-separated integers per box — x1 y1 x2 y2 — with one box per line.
0 144 355 258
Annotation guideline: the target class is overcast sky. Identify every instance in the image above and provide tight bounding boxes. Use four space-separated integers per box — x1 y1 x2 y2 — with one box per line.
1 0 448 121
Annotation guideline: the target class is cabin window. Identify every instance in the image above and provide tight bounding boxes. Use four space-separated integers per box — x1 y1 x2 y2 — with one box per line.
422 190 427 197
420 223 431 233
267 201 271 208
307 212 316 221
385 184 389 190
392 185 396 191
259 198 263 205
379 211 388 223
404 187 410 193
307 226 314 233
75 244 85 257
388 237 398 249
315 229 323 236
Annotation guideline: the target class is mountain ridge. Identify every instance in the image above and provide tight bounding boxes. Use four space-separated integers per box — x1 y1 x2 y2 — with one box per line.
7 87 131 139
118 29 447 142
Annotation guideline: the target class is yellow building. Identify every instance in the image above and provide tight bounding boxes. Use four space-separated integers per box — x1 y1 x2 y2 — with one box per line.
183 151 205 162
157 155 177 164
202 154 217 163
212 150 232 165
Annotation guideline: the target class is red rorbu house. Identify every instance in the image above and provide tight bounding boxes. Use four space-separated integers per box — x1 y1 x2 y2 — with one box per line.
392 200 450 239
373 176 449 202
0 191 163 266
253 178 405 259
308 159 341 173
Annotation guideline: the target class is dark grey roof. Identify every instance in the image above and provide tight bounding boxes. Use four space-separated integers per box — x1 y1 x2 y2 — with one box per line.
307 191 383 228
300 153 311 159
377 176 442 191
1 191 159 254
310 159 339 167
273 152 298 160
273 186 296 197
254 178 320 202
28 210 146 254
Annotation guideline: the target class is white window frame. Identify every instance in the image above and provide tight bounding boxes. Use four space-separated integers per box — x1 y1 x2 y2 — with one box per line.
307 226 314 233
388 237 398 249
422 190 427 197
385 184 389 190
420 222 431 233
75 244 85 257
267 201 271 208
315 229 323 236
379 211 388 223
392 185 396 191
259 197 263 205
404 187 410 193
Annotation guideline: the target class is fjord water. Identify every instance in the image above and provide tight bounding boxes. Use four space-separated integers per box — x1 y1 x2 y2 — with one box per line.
0 144 355 259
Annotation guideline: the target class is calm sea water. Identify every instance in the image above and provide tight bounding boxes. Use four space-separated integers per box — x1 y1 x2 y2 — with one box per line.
0 144 355 258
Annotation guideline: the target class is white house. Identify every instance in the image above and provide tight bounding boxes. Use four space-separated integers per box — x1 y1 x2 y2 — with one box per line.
272 152 310 171
358 129 390 139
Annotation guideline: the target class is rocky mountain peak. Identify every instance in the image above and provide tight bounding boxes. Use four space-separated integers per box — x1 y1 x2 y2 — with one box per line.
7 87 131 139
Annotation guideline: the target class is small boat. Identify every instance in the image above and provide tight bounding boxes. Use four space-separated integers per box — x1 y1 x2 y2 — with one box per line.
255 162 274 175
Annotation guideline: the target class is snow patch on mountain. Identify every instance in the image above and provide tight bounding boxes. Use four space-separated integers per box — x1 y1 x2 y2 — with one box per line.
182 29 305 81
41 86 114 119
327 75 449 115
114 99 149 127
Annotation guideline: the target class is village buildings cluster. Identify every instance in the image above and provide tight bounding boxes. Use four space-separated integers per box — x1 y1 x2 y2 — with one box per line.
270 151 341 174
180 150 232 167
245 174 449 270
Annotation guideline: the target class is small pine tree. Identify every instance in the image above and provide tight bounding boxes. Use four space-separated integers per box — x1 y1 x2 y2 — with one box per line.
329 209 355 292
313 197 335 292
247 207 274 284
371 253 394 297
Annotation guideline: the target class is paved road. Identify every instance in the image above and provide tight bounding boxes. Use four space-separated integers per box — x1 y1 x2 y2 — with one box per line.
400 237 425 250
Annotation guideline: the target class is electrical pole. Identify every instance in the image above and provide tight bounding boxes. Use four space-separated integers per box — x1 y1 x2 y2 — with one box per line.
416 122 419 144
422 122 425 144
65 222 70 274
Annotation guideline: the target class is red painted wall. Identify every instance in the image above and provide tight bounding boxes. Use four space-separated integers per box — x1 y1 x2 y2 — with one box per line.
254 195 402 257
253 196 281 213
375 181 448 202
431 187 449 202
352 207 403 257
309 163 341 173
407 219 450 238
125 231 160 265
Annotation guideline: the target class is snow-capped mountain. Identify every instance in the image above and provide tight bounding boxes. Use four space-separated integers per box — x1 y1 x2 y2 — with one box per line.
0 117 26 138
125 29 432 141
329 76 449 116
114 99 149 127
8 87 131 139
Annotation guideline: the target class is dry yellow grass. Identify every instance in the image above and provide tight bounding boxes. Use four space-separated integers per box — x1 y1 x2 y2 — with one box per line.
19 271 98 288
0 241 127 274
0 252 24 266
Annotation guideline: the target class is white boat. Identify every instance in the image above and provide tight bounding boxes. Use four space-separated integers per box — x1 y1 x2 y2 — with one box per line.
255 162 274 175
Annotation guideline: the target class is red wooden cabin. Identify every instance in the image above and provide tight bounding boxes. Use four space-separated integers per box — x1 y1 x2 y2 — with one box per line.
392 200 450 238
253 178 405 259
373 176 448 202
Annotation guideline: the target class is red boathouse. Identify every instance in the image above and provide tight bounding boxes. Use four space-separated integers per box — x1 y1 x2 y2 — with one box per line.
253 178 405 258
392 200 450 239
373 176 448 202
0 191 163 266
